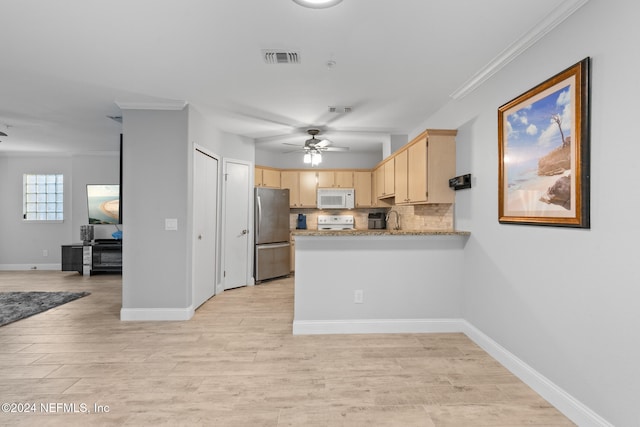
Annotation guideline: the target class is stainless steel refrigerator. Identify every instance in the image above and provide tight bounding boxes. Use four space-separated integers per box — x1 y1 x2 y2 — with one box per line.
254 187 291 282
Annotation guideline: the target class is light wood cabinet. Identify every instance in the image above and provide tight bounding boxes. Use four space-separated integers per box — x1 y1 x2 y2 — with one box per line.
374 159 395 199
374 165 384 199
394 149 409 203
424 131 456 204
280 171 300 207
290 234 295 272
299 171 317 207
255 166 280 188
384 160 395 197
317 170 354 188
395 138 427 204
353 171 372 207
335 171 354 188
408 138 428 202
393 130 456 205
282 171 317 208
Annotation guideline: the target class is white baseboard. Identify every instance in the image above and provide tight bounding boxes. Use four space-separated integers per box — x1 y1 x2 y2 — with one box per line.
461 320 613 427
0 263 60 271
292 318 465 335
120 306 195 321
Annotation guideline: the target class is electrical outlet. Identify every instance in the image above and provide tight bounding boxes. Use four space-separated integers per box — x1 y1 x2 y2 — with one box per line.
165 218 178 231
354 290 364 304
42 249 48 257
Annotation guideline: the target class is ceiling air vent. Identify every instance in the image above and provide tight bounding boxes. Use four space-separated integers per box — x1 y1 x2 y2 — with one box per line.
262 50 301 64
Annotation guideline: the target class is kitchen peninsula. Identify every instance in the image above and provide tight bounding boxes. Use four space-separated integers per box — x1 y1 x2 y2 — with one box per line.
292 229 470 335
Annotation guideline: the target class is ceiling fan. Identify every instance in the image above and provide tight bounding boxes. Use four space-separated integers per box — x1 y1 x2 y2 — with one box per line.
283 128 349 166
284 128 350 153
283 129 349 166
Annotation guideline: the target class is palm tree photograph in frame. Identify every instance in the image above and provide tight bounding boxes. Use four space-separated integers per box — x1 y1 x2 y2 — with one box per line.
504 82 576 216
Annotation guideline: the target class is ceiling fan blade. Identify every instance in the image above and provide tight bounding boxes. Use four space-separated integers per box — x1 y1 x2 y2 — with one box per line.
325 146 350 152
316 139 331 148
282 142 301 147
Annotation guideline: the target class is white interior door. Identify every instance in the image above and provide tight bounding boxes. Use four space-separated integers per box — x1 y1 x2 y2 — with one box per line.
223 159 251 290
193 148 218 308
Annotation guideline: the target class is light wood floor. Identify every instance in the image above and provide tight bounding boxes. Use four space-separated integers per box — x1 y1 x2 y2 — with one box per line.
0 271 573 426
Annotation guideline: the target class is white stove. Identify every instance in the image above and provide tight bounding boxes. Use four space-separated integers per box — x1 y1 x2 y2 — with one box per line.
317 215 355 230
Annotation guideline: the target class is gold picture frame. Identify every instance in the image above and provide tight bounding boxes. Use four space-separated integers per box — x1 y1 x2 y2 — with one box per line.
498 58 590 228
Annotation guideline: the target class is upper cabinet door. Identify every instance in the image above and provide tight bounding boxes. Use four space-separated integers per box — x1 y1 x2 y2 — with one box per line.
262 168 281 188
317 170 354 188
280 171 300 207
298 171 318 207
384 159 395 197
407 137 427 203
255 166 280 188
353 171 372 207
334 171 354 188
394 150 408 203
317 171 334 188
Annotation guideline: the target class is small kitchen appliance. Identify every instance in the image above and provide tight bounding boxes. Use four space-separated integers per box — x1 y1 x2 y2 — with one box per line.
317 188 355 209
367 212 386 229
296 213 307 229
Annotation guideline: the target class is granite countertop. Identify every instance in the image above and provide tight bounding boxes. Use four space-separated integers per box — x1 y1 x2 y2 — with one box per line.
290 229 470 237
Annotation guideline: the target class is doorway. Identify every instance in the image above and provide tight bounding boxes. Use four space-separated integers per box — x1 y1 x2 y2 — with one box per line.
222 159 252 290
193 147 219 309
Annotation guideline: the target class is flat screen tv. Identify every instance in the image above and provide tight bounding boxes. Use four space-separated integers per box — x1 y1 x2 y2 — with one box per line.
87 184 120 224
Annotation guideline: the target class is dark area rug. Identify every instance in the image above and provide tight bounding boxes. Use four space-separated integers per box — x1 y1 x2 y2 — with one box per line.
0 291 90 327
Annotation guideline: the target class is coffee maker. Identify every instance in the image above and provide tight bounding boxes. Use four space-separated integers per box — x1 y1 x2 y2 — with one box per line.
296 214 307 229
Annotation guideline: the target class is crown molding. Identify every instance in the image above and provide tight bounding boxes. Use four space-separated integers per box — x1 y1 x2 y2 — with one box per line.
115 100 188 111
450 0 590 100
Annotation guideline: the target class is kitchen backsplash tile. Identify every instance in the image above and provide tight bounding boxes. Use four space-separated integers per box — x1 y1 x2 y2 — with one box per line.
290 204 453 231
389 204 454 230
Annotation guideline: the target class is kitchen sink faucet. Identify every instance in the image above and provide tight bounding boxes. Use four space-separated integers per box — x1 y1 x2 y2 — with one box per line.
386 210 400 230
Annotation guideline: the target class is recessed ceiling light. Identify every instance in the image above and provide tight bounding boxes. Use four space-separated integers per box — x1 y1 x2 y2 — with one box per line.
292 0 343 9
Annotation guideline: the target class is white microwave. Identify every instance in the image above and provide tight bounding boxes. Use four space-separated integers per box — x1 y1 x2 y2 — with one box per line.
317 188 355 209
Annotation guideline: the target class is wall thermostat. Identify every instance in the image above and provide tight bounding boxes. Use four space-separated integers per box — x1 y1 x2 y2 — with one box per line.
449 174 472 190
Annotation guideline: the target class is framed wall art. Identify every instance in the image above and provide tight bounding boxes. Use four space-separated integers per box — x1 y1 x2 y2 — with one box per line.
498 57 591 228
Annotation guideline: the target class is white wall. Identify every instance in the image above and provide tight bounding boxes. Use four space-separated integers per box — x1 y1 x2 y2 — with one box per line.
414 1 639 424
294 235 466 333
120 105 256 318
0 153 119 269
0 155 72 268
121 108 191 313
189 106 255 161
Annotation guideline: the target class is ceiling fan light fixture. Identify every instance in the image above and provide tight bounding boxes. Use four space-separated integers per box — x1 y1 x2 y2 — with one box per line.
311 152 322 166
292 0 342 9
303 149 322 166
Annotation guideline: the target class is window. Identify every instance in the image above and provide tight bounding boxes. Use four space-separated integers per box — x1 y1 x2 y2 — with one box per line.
23 174 64 221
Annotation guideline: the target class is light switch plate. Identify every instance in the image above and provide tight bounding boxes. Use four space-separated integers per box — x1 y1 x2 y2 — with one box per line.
165 218 178 231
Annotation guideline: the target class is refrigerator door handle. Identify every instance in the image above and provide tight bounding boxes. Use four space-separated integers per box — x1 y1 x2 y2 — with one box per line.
256 195 262 239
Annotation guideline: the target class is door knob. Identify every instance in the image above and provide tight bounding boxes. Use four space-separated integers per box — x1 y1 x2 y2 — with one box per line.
198 234 202 240
241 229 248 235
